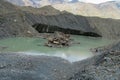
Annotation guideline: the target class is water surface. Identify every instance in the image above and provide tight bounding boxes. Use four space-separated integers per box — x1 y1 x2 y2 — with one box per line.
0 35 113 62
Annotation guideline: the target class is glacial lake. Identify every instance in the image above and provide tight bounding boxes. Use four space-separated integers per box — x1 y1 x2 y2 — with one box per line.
0 35 114 62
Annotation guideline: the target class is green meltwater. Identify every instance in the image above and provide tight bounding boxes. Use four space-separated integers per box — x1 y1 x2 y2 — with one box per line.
0 35 114 62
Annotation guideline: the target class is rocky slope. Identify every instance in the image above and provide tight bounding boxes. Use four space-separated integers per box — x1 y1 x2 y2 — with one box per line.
20 5 61 15
22 6 120 39
69 41 120 80
0 53 74 80
0 0 120 39
0 0 38 38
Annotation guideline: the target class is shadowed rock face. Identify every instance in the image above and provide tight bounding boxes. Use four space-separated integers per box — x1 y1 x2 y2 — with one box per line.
32 23 101 37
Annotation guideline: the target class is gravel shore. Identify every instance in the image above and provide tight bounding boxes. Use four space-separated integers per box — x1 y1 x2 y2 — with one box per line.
0 41 119 80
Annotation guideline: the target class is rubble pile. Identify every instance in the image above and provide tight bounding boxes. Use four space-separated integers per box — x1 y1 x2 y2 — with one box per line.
44 31 72 48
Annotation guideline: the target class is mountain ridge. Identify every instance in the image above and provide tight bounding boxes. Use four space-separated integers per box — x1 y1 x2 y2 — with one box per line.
6 0 120 19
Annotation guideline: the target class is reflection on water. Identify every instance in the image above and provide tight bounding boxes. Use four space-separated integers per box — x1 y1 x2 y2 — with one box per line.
0 35 113 62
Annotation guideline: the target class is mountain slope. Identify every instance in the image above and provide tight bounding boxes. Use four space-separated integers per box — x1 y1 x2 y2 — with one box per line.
6 0 120 19
6 0 34 6
21 6 120 39
20 5 61 15
52 1 120 19
0 0 120 39
0 0 38 38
